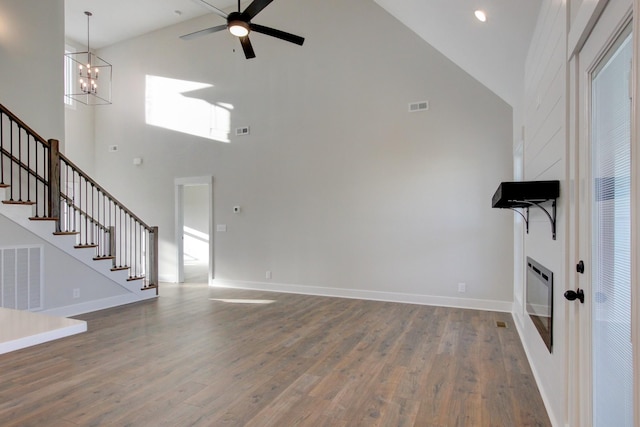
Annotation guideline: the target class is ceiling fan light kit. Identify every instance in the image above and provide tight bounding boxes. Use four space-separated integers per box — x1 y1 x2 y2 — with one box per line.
228 14 250 37
182 0 305 59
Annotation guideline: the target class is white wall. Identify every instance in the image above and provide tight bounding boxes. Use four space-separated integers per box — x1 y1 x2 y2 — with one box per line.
373 0 541 188
184 184 209 235
517 0 567 425
91 0 514 307
0 0 64 142
183 184 210 265
569 0 586 24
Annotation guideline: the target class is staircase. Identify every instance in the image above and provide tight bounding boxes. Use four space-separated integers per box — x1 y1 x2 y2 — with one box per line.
0 103 158 304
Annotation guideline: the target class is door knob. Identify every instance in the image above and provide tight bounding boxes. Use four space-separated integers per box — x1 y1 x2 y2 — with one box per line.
564 289 585 303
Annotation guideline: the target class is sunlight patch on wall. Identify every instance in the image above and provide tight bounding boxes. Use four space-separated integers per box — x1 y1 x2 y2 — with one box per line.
145 75 232 143
183 226 209 264
0 10 10 44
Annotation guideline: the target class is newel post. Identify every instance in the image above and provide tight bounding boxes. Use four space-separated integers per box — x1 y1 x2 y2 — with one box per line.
47 139 61 231
149 226 159 293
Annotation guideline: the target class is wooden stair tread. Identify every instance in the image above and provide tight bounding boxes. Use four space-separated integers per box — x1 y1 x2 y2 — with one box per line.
93 256 115 261
2 200 36 205
111 266 130 272
53 231 79 236
141 284 158 291
29 217 59 221
0 183 9 188
127 276 145 282
75 244 98 249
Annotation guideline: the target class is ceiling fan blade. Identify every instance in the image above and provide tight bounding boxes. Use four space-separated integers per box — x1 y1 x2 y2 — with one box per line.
240 36 256 59
250 24 305 46
190 0 229 19
180 24 228 40
242 0 274 20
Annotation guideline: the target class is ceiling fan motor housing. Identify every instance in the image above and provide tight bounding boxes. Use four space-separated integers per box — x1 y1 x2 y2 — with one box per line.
181 0 304 59
227 12 250 37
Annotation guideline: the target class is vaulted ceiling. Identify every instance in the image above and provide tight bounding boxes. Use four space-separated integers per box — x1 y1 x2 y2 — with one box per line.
64 0 542 107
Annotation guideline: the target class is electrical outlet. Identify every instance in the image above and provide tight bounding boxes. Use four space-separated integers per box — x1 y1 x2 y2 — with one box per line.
266 270 272 280
73 288 80 298
458 283 466 293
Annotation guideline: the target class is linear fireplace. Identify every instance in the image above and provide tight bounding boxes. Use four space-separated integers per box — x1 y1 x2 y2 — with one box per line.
526 257 553 352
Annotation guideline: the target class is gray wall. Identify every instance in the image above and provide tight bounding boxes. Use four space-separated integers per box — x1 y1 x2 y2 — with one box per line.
183 184 210 264
91 0 514 307
0 0 64 141
184 184 210 236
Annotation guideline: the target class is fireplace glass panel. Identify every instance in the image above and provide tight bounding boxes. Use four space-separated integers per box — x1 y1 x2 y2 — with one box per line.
526 257 553 352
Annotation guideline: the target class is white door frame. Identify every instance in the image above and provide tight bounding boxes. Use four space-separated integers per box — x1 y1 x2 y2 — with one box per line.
568 0 636 425
175 176 214 284
633 1 640 422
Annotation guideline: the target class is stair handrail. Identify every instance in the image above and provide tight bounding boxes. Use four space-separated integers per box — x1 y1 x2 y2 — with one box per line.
0 103 49 146
59 153 152 230
58 153 159 286
0 102 158 290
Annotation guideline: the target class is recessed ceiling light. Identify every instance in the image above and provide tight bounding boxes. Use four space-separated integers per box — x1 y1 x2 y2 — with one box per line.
475 10 487 22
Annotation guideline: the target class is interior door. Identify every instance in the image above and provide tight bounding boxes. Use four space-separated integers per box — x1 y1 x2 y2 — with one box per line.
575 1 634 425
175 176 214 285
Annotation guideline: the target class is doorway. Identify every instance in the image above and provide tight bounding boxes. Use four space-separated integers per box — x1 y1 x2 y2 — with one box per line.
175 176 214 284
571 0 635 425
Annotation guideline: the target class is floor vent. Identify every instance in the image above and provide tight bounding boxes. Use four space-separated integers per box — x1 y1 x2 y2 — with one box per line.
496 321 507 328
0 246 43 311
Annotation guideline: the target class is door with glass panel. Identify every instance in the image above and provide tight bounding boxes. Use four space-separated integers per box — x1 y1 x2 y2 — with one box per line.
575 1 634 425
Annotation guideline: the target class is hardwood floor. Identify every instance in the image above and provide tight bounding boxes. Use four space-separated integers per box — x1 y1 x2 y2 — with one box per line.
0 284 551 426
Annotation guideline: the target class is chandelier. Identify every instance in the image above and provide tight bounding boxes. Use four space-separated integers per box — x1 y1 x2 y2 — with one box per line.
64 11 112 105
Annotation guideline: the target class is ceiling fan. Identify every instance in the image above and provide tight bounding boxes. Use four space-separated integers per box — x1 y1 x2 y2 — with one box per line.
181 0 305 59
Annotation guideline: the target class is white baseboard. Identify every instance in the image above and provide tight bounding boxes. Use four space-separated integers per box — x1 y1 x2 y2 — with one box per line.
210 279 513 312
159 273 177 283
40 292 156 318
511 309 562 427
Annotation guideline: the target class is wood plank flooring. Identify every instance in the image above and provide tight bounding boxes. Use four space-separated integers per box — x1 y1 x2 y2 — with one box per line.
0 284 551 426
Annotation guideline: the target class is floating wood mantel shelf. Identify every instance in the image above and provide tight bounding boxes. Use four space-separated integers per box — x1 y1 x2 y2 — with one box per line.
492 181 560 240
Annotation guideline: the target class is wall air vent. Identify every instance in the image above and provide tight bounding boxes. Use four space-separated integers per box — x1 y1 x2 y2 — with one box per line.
408 101 429 112
235 126 250 136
